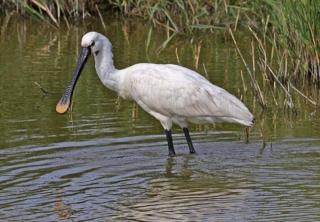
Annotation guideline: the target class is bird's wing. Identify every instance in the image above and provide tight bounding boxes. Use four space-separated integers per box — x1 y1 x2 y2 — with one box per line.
124 64 253 125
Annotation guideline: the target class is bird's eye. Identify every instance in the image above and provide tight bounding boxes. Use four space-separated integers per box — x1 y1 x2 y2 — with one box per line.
90 41 95 47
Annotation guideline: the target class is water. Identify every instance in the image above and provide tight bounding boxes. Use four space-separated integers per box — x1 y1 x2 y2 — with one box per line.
1 16 320 221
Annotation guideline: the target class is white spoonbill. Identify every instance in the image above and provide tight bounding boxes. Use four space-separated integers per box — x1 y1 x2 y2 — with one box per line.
56 32 254 156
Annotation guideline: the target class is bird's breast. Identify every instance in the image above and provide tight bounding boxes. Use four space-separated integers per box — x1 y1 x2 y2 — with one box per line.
117 73 134 100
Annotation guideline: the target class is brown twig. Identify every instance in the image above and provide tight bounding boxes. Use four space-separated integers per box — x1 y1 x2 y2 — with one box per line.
96 4 106 29
34 81 49 95
229 28 267 108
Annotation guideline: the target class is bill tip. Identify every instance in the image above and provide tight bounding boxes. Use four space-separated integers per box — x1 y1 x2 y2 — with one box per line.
56 101 70 114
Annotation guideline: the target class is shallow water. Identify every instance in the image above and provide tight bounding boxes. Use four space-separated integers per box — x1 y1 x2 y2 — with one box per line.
1 16 320 221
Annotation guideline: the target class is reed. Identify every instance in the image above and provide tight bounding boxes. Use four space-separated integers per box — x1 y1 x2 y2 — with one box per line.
108 0 245 33
249 0 319 78
0 0 100 27
244 0 320 107
0 0 245 31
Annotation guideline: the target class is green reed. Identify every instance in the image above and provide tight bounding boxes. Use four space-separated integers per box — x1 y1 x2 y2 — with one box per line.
107 0 244 33
0 0 245 31
252 0 319 81
0 0 100 27
244 0 320 108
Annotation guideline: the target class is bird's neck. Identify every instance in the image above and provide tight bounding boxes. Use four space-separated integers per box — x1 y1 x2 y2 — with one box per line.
94 45 120 92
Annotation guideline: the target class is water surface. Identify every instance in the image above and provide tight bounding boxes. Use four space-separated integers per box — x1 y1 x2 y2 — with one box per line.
1 16 320 221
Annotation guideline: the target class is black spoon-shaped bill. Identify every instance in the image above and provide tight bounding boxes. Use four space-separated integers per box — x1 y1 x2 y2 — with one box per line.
56 47 90 114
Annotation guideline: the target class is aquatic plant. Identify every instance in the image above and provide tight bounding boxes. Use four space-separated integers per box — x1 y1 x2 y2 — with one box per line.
0 0 100 27
0 0 245 31
242 0 320 108
249 0 320 82
107 0 245 33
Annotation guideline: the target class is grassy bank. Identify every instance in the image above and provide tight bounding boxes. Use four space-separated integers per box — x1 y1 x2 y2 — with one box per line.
1 0 319 109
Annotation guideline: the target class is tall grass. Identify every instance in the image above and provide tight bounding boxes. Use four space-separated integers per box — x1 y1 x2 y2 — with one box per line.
0 0 100 27
108 0 245 33
0 0 246 31
253 0 319 81
242 0 320 108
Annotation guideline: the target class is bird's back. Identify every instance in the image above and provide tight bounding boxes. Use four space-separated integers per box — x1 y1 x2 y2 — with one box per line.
119 63 253 126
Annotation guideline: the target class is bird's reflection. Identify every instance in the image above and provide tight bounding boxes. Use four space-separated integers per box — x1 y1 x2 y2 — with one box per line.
164 156 176 177
164 154 194 179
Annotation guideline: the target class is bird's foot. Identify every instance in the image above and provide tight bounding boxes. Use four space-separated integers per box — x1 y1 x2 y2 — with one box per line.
168 151 176 157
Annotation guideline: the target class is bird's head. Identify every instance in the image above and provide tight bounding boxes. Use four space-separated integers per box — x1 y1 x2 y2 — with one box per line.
56 31 109 114
81 32 112 57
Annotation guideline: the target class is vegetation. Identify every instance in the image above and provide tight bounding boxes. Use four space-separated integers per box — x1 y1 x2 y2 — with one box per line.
243 0 320 109
0 0 319 109
0 0 100 26
0 0 245 30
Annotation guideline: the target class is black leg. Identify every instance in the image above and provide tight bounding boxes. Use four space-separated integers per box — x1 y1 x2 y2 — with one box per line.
183 128 196 154
165 129 175 156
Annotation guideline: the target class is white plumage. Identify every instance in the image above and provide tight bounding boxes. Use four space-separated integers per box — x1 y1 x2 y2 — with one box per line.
57 32 254 156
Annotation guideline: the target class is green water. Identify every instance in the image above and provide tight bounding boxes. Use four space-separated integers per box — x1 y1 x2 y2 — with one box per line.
1 16 320 221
